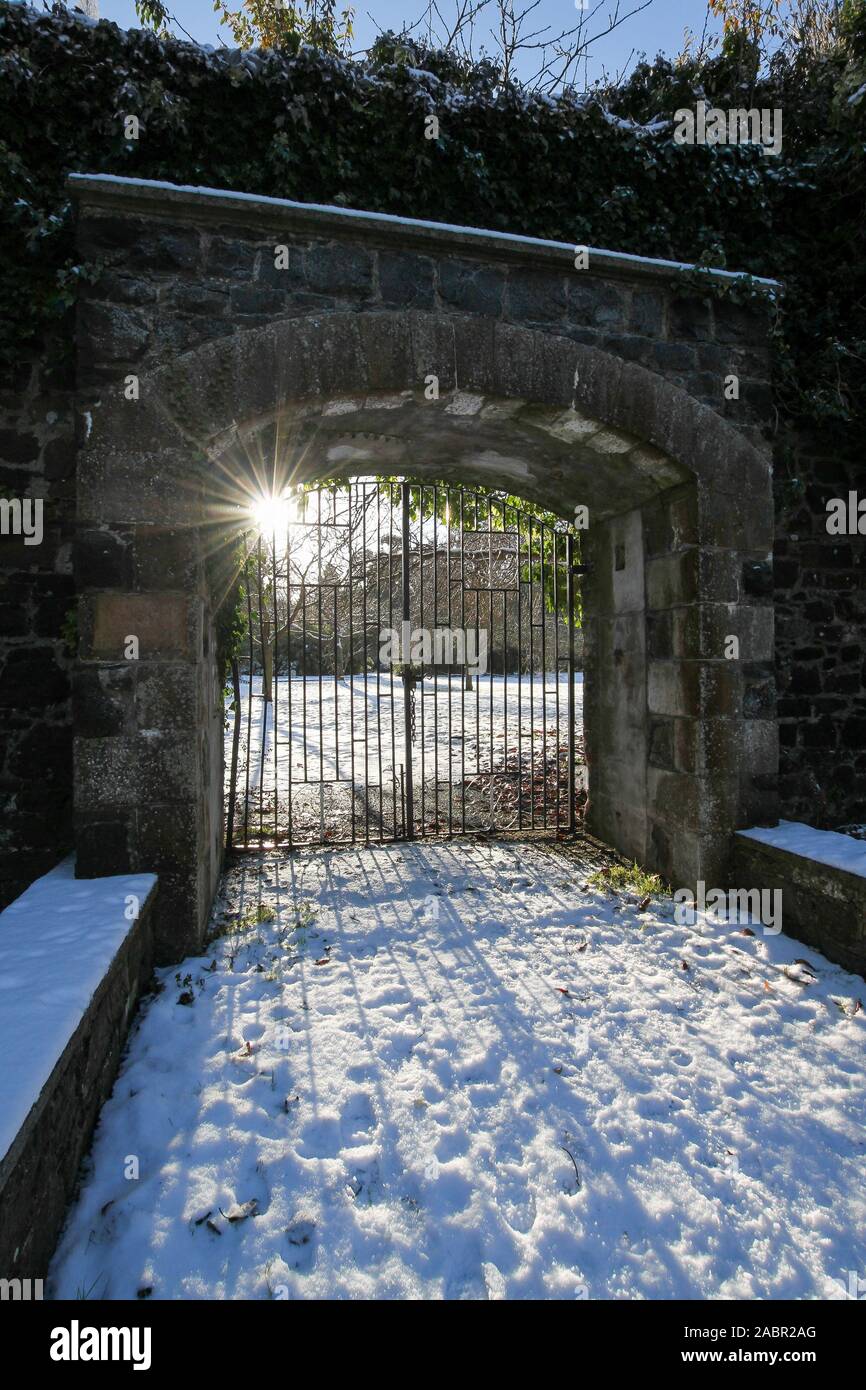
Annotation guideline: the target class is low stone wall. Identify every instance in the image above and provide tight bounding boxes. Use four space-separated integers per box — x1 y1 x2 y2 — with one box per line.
733 830 866 977
0 862 157 1281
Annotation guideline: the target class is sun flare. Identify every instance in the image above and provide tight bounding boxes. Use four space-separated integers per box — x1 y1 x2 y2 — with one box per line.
250 491 294 537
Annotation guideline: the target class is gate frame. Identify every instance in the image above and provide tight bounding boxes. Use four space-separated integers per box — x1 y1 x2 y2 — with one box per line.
226 479 585 851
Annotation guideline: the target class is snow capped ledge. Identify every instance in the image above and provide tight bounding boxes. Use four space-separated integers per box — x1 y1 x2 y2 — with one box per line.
0 858 157 1278
67 173 779 292
738 820 866 880
734 823 866 979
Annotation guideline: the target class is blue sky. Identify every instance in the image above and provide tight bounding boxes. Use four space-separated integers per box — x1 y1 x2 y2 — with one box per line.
89 0 722 86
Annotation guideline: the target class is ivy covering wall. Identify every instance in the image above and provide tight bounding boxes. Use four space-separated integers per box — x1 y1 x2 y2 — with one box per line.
0 0 864 431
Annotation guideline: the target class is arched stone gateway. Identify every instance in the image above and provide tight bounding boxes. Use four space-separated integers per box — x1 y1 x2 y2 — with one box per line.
70 176 777 960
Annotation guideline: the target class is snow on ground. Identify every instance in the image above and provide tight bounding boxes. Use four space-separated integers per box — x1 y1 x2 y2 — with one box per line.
237 672 583 786
50 839 866 1301
233 672 584 840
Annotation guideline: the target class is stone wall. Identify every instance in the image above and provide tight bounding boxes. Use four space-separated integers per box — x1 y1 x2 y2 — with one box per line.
69 178 773 461
0 871 156 1281
733 831 866 977
0 353 76 908
774 427 866 830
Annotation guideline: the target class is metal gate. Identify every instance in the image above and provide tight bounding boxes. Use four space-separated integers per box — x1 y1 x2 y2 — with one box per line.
226 480 584 849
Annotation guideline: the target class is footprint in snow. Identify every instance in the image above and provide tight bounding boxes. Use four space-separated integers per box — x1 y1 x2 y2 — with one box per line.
340 1091 377 1147
285 1218 317 1273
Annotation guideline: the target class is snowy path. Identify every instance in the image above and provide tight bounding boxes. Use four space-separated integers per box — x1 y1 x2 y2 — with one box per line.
51 840 866 1301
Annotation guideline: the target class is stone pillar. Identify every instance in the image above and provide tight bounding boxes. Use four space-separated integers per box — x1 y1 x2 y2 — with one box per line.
585 472 778 894
74 404 223 962
583 507 648 865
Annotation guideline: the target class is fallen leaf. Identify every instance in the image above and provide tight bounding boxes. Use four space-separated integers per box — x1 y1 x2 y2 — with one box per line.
680 960 689 971
783 967 812 987
741 927 756 937
223 1199 258 1224
638 894 651 911
206 1219 222 1236
556 987 571 997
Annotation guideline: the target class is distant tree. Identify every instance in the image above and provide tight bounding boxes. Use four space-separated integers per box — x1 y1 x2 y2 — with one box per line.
135 0 354 54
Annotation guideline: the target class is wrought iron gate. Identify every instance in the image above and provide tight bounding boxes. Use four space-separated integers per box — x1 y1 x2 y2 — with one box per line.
226 480 584 849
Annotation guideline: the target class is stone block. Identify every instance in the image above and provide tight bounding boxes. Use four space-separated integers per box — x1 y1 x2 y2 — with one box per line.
75 733 198 809
72 665 133 738
136 664 198 728
303 241 374 298
83 592 194 662
379 251 436 309
508 269 567 323
438 258 505 316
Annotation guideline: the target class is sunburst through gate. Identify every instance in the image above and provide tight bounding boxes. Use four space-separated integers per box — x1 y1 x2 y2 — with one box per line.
226 481 585 849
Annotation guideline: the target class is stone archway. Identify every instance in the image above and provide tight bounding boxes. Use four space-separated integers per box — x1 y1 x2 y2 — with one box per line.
75 307 776 960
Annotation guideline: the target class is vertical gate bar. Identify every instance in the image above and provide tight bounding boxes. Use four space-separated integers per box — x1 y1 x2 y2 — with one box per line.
432 483 439 834
501 498 508 827
516 508 523 831
540 520 548 829
418 485 425 836
348 483 356 844
243 548 254 848
446 487 453 835
488 494 494 826
460 488 466 835
226 655 241 851
401 480 415 839
474 492 480 795
286 508 293 848
332 489 339 789
256 533 267 844
301 568 308 786
375 484 383 841
389 482 397 835
567 531 577 835
553 529 561 828
361 482 369 842
272 522 279 845
317 489 324 842
528 516 536 829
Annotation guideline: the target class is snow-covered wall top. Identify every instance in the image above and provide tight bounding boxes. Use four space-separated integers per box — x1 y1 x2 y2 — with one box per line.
738 821 866 880
0 859 157 1164
67 173 779 292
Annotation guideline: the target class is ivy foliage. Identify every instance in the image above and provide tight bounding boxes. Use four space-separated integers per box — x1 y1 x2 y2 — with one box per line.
0 1 864 434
